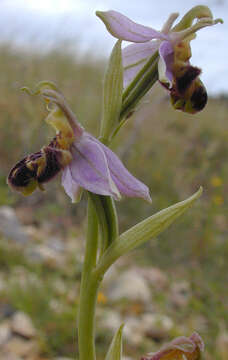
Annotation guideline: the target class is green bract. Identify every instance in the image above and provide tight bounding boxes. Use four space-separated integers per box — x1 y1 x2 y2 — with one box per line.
105 324 124 360
100 40 123 143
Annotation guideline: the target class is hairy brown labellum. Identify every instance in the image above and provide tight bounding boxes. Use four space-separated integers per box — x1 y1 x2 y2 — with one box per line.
190 80 208 112
170 65 207 114
175 65 201 95
7 136 72 195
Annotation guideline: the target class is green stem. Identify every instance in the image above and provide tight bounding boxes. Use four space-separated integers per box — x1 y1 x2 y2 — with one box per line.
89 193 109 256
100 196 119 244
78 195 100 360
78 193 118 360
77 43 159 360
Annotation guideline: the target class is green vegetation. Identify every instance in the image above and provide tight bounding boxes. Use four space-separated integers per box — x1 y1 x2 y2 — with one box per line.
0 43 227 359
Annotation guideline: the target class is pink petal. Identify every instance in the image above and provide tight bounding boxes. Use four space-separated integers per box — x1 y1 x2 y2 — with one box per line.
61 166 83 203
69 134 121 200
91 136 151 202
123 41 160 87
96 10 168 43
158 40 174 87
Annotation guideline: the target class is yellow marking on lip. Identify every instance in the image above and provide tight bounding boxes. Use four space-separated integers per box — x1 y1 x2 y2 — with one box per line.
58 149 73 167
46 108 75 149
21 179 38 196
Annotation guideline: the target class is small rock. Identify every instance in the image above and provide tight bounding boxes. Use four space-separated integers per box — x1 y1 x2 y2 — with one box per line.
23 225 43 240
47 236 65 252
124 317 143 346
107 269 151 303
3 337 37 357
141 313 173 341
170 281 191 308
99 309 122 333
138 267 168 290
0 321 11 346
25 245 65 267
11 312 36 338
0 206 28 244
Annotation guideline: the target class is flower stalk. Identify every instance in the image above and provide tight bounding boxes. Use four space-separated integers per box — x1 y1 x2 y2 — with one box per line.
78 195 100 360
78 194 118 360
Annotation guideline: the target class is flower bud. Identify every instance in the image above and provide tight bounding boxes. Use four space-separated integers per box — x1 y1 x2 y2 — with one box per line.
141 332 204 360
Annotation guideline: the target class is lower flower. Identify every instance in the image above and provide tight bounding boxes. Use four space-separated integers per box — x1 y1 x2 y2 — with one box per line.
8 84 151 203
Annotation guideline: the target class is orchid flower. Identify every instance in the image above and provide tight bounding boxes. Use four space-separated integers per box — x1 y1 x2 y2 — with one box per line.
141 332 204 360
97 6 223 113
7 84 151 203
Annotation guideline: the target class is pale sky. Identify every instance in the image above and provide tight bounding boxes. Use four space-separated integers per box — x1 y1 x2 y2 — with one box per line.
0 0 227 94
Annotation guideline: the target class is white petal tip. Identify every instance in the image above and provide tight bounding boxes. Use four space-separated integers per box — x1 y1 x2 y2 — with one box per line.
143 192 152 203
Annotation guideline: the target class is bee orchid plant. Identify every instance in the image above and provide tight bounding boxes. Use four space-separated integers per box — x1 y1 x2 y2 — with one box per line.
7 5 222 360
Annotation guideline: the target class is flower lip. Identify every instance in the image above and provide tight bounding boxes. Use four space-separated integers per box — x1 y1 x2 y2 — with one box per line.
175 66 201 95
8 155 38 191
190 81 208 112
7 138 72 196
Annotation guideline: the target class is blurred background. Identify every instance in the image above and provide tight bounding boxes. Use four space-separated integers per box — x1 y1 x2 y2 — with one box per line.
0 1 227 359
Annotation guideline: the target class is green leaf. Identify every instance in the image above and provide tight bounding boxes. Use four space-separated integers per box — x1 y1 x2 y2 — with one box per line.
100 39 123 142
105 324 124 360
94 187 203 277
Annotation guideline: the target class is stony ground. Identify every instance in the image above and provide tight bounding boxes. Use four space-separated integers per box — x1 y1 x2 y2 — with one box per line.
0 205 228 360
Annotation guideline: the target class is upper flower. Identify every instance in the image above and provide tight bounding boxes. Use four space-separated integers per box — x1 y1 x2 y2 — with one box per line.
97 6 222 113
7 83 151 203
141 332 204 360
